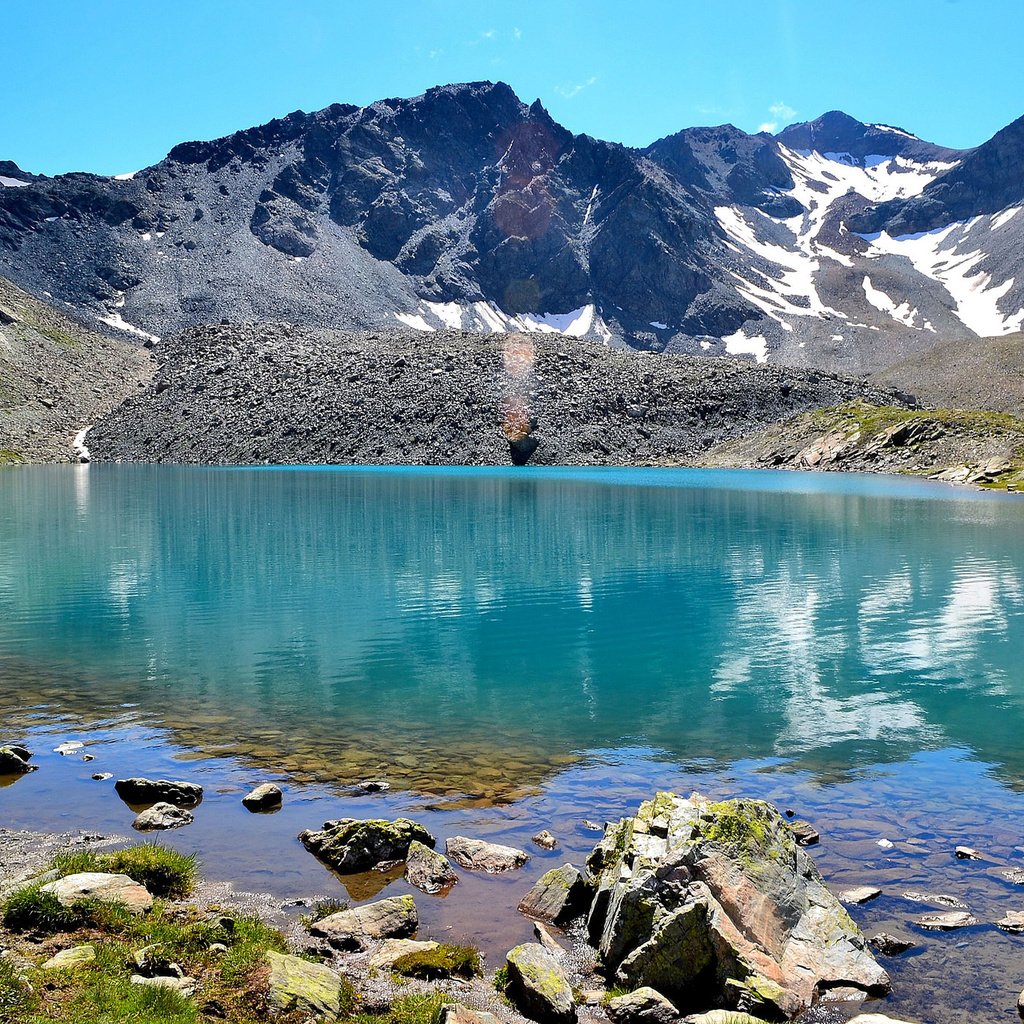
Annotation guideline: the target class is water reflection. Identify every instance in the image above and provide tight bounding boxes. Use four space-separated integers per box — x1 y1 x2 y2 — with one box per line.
0 466 1022 794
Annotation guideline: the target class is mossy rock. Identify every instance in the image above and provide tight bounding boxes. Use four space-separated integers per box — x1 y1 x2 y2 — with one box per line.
391 943 481 980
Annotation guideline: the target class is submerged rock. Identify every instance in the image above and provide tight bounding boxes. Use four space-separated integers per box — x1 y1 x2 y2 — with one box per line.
585 792 889 1019
309 894 418 950
997 911 1024 934
132 802 194 831
404 840 458 894
299 817 434 873
265 950 348 1019
518 864 591 925
446 836 529 873
840 886 882 904
914 910 977 930
242 782 283 811
41 872 153 914
869 932 915 955
505 942 576 1024
0 747 36 775
115 777 203 808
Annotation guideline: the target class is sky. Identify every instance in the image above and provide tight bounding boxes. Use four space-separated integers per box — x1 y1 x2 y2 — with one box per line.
4 0 1023 177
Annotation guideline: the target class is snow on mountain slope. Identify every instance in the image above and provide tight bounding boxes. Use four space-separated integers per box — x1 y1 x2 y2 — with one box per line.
394 301 613 340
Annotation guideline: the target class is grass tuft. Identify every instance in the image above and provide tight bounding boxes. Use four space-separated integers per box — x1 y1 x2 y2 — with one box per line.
1 884 133 934
50 843 197 899
351 992 448 1024
298 897 348 929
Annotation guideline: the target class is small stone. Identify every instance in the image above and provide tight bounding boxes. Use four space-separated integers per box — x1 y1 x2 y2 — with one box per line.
1018 988 1024 1020
404 840 458 894
41 872 153 914
869 932 915 955
581 820 602 832
309 895 418 951
208 943 229 955
997 912 1024 933
505 943 575 1024
839 886 881 904
955 846 981 860
606 986 680 1024
92 772 113 781
132 802 194 831
355 779 391 793
242 783 283 812
788 820 820 846
130 975 196 997
41 945 96 970
446 836 529 873
265 950 347 1019
532 830 558 850
901 891 968 909
1003 869 1024 885
53 742 84 756
82 754 95 762
876 838 895 849
915 910 977 930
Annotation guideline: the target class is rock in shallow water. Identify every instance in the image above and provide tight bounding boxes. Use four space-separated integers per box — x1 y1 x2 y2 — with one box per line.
0 747 36 775
299 818 434 872
869 932 915 955
309 894 418 950
518 864 591 925
404 839 458 894
585 791 889 1020
132 802 194 831
446 836 529 873
115 777 203 808
242 782 283 811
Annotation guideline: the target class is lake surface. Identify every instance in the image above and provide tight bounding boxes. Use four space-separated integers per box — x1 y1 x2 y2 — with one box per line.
2 465 1023 1022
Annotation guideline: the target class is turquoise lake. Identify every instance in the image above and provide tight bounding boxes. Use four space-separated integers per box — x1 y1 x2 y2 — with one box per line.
2 465 1024 1022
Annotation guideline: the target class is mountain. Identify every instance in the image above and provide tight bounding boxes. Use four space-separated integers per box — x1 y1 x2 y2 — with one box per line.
1 82 1022 377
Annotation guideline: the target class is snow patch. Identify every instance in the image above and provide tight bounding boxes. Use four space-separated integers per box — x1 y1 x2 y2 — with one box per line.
871 124 919 140
862 275 922 329
394 312 435 332
991 206 1021 230
722 329 768 363
0 176 31 187
113 172 137 181
649 321 669 330
72 426 92 462
99 292 160 343
396 301 612 342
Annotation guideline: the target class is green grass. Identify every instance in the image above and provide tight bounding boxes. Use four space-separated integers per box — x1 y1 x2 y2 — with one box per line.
2 885 133 934
0 449 24 466
50 844 198 900
0 954 35 1020
493 965 510 993
390 944 481 981
297 897 348 929
350 993 448 1024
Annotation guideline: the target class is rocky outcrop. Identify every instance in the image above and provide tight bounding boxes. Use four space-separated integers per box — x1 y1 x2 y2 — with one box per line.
41 872 153 914
518 864 591 925
404 840 458 894
446 836 529 873
309 894 418 950
131 802 194 831
298 818 435 873
265 950 348 1020
242 783 283 811
505 942 576 1024
114 778 203 808
586 792 889 1019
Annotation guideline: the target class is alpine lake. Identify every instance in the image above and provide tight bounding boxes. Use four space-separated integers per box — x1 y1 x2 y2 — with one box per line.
1 464 1023 1023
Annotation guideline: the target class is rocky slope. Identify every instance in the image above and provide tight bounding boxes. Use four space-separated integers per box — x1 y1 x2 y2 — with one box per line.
86 324 905 466
0 275 153 462
1 83 1022 377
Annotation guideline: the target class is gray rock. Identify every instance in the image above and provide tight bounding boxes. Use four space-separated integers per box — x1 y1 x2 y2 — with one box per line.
869 933 915 955
997 911 1024 933
298 818 434 873
787 819 820 845
242 783 283 811
309 894 418 950
533 921 568 954
505 942 576 1024
0 747 36 775
132 802 194 831
41 945 96 970
53 742 84 756
606 987 680 1024
91 772 113 781
367 939 439 970
441 1006 503 1024
954 845 981 860
130 974 196 997
518 864 591 925
404 839 458 894
41 872 153 914
839 886 881 904
585 792 889 1020
115 777 203 808
133 944 184 977
446 836 529 873
265 950 347 1020
533 830 558 850
901 891 967 909
914 910 977 930
5 745 30 761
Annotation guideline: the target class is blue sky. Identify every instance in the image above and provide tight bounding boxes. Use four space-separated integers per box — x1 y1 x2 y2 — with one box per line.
5 0 1023 176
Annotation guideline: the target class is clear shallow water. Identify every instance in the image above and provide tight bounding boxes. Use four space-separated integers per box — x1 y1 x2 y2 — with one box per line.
2 465 1024 1022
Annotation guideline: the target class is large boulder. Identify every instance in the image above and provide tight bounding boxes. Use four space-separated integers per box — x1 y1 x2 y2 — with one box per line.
606 987 681 1024
446 836 529 873
265 950 348 1019
518 864 592 925
586 792 889 1020
309 894 418 950
114 778 203 808
405 840 458 893
41 872 153 914
299 818 435 872
505 942 576 1024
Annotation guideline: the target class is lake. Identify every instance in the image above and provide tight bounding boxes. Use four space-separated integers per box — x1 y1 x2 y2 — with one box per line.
1 465 1023 1022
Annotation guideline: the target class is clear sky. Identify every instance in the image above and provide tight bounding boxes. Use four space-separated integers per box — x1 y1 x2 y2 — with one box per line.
5 0 1023 176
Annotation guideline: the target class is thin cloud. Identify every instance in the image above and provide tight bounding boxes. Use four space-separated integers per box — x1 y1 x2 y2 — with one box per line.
759 101 797 134
513 27 522 41
555 76 598 100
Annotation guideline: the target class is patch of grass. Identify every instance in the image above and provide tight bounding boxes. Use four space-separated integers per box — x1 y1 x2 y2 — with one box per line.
391 943 481 981
50 843 198 900
0 448 24 466
0 954 35 1019
1 884 133 935
217 913 287 985
351 992 448 1024
298 897 348 929
493 965 510 993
